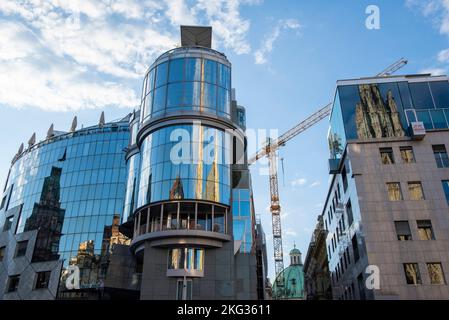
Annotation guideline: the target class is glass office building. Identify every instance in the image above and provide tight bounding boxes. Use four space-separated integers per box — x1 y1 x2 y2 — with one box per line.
321 74 449 300
121 26 263 300
0 116 131 298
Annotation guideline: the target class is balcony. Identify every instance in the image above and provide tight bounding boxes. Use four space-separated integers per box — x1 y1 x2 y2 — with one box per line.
129 201 232 253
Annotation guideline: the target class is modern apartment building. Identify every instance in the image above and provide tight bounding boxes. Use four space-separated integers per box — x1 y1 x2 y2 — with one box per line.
323 73 449 299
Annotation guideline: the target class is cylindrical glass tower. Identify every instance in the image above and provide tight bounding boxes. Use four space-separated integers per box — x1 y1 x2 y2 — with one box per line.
125 36 250 299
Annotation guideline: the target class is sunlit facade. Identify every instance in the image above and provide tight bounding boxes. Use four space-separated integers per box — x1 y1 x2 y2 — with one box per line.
0 26 267 301
120 27 265 300
322 74 449 300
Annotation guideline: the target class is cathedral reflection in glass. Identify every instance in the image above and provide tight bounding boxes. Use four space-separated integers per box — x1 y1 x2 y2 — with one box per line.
4 120 129 289
328 79 449 159
137 124 231 208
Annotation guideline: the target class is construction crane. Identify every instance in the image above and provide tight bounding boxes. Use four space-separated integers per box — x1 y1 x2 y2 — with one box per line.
248 58 408 296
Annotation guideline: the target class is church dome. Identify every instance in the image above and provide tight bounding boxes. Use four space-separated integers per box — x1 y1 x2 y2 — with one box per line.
271 245 305 300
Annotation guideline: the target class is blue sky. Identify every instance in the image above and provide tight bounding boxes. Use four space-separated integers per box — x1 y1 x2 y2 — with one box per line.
1 0 449 280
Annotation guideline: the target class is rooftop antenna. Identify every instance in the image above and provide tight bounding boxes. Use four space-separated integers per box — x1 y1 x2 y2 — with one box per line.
70 116 78 132
47 124 54 139
99 111 105 128
28 133 36 148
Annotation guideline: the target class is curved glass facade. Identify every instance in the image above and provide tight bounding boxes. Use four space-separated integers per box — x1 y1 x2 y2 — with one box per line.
140 55 231 122
123 153 140 222
5 123 129 288
137 124 231 208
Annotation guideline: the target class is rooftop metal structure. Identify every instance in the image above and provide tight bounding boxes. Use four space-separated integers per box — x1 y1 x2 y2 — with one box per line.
181 25 212 48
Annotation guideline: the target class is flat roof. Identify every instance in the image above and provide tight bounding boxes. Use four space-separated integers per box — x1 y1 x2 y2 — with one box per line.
337 74 449 86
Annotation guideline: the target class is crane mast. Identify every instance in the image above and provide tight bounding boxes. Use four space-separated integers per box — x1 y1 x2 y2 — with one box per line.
250 58 408 298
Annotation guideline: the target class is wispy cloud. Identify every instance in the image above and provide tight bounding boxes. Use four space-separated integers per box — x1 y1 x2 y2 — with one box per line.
254 18 301 65
0 0 264 111
283 228 298 237
309 180 321 188
291 177 307 187
407 0 449 75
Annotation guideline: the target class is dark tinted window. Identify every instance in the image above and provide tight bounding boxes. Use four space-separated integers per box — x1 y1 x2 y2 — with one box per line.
429 81 449 109
409 82 434 109
15 241 28 257
394 221 412 241
7 275 20 293
433 145 449 168
3 216 13 232
398 82 413 109
35 271 51 289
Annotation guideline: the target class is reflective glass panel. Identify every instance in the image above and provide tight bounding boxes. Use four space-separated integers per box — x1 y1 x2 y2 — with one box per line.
409 82 435 109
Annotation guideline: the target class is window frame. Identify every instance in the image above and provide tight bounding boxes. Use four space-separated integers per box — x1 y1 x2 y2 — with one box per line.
15 240 28 258
427 262 446 285
34 271 52 290
387 182 403 201
417 220 435 241
394 221 412 241
6 275 20 293
399 146 415 164
403 263 422 285
407 181 425 201
380 147 395 165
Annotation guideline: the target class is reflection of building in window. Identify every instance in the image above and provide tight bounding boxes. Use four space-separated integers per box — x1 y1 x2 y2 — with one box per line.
387 182 403 201
400 146 415 163
403 263 421 285
65 240 100 289
24 166 65 262
417 220 435 240
427 263 446 285
380 147 395 164
328 132 343 160
355 84 405 139
168 248 204 271
408 182 425 201
169 176 184 200
101 214 130 255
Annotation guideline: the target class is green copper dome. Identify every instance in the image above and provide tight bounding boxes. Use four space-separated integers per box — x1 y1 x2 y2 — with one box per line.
290 247 301 255
272 246 305 300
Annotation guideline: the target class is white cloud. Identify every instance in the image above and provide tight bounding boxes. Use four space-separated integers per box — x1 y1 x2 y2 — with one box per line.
254 18 301 64
0 20 138 111
195 0 256 54
284 228 298 237
0 0 298 112
165 0 197 26
420 67 447 75
291 177 307 187
309 181 321 188
407 0 449 77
